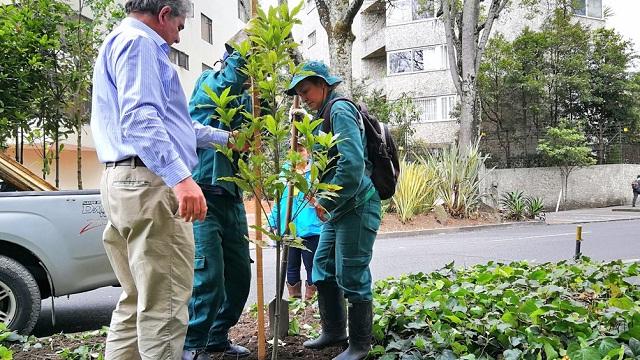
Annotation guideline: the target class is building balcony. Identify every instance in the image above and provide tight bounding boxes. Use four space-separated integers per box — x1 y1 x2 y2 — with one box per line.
361 0 385 15
361 28 386 59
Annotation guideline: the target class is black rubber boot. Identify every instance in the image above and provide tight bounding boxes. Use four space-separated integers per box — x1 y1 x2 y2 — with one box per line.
303 282 348 349
333 301 373 360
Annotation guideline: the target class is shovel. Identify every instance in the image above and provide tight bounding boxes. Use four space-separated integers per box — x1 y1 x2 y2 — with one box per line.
268 96 301 340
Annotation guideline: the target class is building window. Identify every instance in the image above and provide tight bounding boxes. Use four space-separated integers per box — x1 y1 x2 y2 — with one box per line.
573 0 602 18
201 14 213 44
388 45 447 74
307 30 317 48
169 48 189 70
387 0 435 25
238 0 249 22
440 95 456 120
202 63 213 72
413 95 458 122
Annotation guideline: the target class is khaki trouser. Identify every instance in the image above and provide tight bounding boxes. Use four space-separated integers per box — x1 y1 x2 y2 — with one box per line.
100 165 194 360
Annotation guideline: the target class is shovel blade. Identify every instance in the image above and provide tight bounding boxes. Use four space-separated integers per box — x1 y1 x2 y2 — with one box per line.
268 298 289 339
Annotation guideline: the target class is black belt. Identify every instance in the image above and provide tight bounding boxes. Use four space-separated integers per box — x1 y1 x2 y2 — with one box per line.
105 156 146 168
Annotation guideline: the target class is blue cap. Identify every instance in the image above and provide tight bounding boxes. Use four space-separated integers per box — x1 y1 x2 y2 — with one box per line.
285 60 342 96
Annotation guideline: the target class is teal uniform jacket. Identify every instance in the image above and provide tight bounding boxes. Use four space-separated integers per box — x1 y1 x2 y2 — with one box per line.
316 91 376 219
188 51 251 198
311 90 381 302
183 52 253 350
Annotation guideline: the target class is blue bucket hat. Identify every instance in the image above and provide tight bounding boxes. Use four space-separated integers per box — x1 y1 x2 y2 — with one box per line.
285 60 342 96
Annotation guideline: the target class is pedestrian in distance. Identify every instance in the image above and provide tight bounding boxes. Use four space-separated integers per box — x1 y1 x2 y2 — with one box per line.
181 34 253 360
632 175 640 207
267 141 322 301
90 0 240 358
286 61 382 360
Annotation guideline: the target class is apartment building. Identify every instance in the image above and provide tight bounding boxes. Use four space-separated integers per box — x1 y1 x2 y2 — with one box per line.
293 0 606 147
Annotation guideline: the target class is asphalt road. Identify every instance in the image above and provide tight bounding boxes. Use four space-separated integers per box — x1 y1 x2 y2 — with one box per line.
32 219 640 337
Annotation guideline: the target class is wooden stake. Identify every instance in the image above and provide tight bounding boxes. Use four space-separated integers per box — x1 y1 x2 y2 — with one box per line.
250 3 266 359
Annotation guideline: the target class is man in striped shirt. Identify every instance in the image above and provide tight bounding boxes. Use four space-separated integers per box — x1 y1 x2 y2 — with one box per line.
90 1 234 358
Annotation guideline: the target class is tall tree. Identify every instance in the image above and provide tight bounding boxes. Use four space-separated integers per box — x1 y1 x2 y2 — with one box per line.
66 0 124 189
582 28 636 164
313 0 365 97
439 0 510 152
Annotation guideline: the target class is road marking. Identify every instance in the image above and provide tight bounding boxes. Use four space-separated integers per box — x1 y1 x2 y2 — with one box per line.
387 232 592 248
486 231 593 243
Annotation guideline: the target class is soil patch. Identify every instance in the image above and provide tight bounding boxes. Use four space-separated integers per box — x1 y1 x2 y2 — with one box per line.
225 304 342 360
8 303 340 360
379 209 503 233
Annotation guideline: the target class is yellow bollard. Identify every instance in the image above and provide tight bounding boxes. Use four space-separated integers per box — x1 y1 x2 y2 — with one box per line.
574 225 583 259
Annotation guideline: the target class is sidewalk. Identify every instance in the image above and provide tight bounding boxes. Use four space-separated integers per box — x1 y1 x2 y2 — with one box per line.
545 205 640 225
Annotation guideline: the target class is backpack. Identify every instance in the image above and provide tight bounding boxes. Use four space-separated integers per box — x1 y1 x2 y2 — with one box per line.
633 180 640 191
321 97 400 200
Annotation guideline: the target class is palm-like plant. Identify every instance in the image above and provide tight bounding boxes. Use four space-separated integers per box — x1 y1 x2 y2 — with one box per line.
391 159 439 223
427 139 489 218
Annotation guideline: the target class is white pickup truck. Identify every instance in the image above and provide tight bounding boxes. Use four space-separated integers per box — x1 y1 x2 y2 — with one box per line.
0 190 117 334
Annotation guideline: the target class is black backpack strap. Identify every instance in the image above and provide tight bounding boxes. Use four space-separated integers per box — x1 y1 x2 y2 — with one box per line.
320 97 357 133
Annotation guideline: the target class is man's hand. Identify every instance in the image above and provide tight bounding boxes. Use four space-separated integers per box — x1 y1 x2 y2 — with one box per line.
172 177 207 222
227 130 250 152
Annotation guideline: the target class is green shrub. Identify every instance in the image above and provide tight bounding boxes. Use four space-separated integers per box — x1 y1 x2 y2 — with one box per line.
392 159 438 223
500 191 527 220
500 191 545 220
372 258 640 360
424 140 489 218
526 196 545 219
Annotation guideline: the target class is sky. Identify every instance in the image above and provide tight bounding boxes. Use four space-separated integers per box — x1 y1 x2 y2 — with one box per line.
605 0 640 70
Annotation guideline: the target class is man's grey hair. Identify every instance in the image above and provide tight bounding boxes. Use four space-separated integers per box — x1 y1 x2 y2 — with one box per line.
125 0 191 17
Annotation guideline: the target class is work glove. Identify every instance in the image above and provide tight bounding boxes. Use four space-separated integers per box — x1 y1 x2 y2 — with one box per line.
289 106 309 120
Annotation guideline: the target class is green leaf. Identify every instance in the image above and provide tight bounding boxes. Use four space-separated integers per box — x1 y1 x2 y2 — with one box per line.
288 317 300 336
503 349 522 360
598 338 620 356
609 297 635 310
0 346 12 360
629 338 640 356
544 342 559 360
435 350 457 360
569 347 602 360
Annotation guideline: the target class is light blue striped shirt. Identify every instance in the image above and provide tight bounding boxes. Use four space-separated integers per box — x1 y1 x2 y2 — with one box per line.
90 17 229 187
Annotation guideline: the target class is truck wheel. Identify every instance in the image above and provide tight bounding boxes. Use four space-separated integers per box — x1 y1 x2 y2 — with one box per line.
0 255 41 334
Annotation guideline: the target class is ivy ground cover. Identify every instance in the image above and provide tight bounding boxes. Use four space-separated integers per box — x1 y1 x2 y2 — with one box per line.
371 258 640 360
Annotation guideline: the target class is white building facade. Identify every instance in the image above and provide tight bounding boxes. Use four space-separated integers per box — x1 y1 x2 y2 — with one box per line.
292 0 607 147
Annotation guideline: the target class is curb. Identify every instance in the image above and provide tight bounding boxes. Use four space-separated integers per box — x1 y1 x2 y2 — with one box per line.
545 217 640 225
376 220 545 240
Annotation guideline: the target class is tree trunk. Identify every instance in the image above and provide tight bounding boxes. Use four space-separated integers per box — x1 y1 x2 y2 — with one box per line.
77 120 83 190
328 29 355 97
55 125 60 188
441 0 508 153
314 0 364 98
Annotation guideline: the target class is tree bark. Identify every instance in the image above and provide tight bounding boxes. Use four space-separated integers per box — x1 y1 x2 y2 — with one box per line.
315 0 364 97
77 119 83 190
441 0 509 152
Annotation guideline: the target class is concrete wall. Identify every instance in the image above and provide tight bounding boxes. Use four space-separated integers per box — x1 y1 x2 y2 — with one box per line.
482 164 640 210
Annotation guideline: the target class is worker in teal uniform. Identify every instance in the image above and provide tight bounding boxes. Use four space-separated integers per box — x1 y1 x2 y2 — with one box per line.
285 61 381 360
182 42 252 360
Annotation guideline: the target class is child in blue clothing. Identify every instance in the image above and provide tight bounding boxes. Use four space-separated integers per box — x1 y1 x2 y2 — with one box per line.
268 143 322 300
